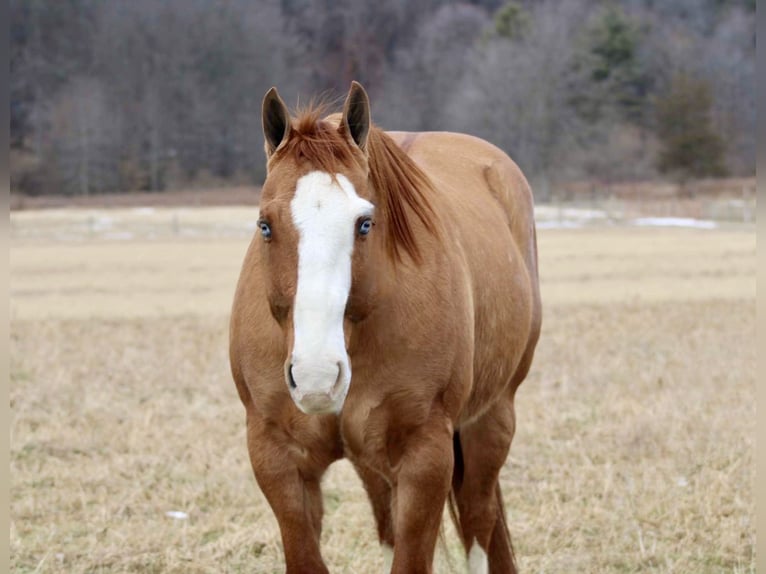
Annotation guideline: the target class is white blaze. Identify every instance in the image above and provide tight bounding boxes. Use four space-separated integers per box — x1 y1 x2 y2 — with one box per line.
289 171 373 413
467 540 488 574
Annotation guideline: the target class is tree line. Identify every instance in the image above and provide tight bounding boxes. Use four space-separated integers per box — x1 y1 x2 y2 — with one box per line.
10 0 755 199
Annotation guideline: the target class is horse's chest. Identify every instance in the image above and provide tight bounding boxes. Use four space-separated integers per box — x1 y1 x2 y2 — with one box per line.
339 392 432 479
339 398 386 466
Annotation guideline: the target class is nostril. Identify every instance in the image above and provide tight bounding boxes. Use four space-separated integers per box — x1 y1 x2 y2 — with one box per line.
287 364 297 389
332 362 343 394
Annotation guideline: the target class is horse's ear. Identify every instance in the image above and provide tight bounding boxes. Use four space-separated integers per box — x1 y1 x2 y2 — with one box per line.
340 81 371 151
262 87 291 157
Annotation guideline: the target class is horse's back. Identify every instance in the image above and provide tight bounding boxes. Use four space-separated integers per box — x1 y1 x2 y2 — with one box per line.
388 130 537 279
389 130 542 416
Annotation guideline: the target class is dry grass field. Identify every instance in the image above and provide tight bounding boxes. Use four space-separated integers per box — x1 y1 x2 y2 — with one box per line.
9 207 755 573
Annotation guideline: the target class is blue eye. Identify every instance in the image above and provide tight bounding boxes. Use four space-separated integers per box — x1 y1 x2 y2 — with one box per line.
258 220 272 240
358 218 373 236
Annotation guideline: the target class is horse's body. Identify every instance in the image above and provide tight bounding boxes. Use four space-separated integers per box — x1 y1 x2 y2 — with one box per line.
229 83 541 574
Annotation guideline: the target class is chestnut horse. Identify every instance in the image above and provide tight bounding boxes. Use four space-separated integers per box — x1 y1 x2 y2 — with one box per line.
229 82 541 574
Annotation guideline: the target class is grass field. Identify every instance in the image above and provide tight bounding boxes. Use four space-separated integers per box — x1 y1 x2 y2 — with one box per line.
9 208 756 573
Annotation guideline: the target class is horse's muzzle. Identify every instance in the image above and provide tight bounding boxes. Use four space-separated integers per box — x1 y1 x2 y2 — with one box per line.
294 391 338 414
287 360 347 415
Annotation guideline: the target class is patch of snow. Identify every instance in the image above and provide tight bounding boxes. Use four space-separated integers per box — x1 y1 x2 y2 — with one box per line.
92 216 115 230
559 208 609 219
632 217 717 229
535 220 584 229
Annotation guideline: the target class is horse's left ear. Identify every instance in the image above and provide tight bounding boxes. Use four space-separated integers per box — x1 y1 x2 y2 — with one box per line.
340 81 371 151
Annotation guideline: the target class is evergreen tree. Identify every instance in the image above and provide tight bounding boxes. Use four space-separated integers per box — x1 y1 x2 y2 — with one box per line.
493 2 528 41
655 73 727 181
570 4 647 124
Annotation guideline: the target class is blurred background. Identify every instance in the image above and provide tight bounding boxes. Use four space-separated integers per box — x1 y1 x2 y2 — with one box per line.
9 0 755 205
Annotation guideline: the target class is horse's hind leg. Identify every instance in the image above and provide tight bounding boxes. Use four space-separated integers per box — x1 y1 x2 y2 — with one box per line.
453 398 517 574
246 412 332 574
353 462 395 570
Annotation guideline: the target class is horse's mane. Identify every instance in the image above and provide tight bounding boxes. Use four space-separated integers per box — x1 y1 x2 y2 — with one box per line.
274 103 439 263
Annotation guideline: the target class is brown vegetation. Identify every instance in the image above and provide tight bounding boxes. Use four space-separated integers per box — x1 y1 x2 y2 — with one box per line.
10 186 261 211
9 210 755 572
555 177 756 201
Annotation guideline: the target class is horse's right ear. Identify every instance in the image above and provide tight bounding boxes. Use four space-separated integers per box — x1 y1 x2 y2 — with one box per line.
262 87 291 157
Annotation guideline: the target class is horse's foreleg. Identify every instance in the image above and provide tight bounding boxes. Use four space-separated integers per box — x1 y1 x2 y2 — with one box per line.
453 399 517 574
354 462 395 570
390 412 453 574
246 413 329 574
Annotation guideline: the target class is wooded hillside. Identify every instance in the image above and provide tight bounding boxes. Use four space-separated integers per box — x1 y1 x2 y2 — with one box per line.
10 0 755 199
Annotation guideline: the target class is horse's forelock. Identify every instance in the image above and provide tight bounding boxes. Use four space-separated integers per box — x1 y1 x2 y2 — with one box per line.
271 102 439 264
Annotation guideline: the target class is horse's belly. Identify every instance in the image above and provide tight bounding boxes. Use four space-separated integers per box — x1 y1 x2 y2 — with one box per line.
459 229 534 426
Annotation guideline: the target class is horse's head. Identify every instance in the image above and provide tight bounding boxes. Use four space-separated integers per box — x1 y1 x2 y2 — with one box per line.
256 82 378 415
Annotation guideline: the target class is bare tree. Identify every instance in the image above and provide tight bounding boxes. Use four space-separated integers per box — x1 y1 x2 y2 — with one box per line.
43 77 121 195
9 0 756 196
448 1 592 196
378 3 489 131
700 7 755 174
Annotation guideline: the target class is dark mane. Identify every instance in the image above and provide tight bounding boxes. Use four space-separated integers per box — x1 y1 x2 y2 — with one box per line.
275 104 439 263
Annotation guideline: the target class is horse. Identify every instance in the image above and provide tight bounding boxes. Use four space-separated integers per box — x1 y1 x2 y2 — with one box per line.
229 81 541 574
